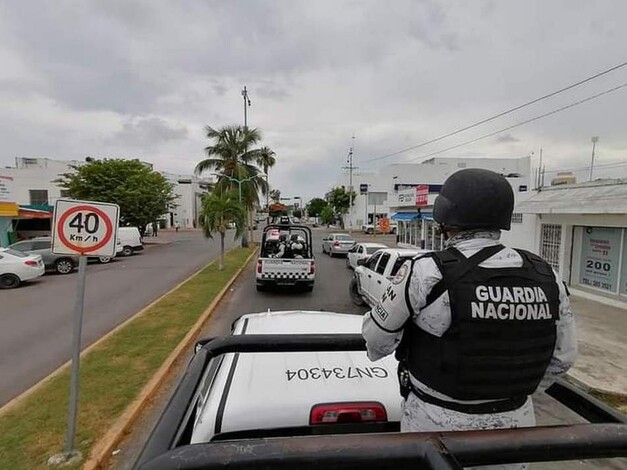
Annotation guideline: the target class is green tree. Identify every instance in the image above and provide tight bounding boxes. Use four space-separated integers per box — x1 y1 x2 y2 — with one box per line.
199 190 246 270
57 159 175 236
269 189 281 203
320 206 334 225
292 209 303 219
305 198 327 218
325 186 356 228
256 146 276 210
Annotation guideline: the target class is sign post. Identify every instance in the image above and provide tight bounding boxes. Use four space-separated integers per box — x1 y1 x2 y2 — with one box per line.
50 200 119 463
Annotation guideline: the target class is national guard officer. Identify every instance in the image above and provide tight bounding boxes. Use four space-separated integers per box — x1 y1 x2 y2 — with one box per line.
362 168 577 470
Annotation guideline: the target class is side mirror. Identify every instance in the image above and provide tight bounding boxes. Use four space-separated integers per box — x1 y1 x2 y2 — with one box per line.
357 258 367 267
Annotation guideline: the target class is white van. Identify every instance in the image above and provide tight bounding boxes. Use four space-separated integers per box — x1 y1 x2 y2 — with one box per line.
118 227 144 256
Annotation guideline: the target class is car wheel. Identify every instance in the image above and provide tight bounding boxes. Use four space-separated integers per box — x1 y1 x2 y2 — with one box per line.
55 258 75 275
0 273 20 289
256 283 266 292
98 256 112 264
304 285 314 292
349 278 366 306
367 228 374 234
122 246 133 257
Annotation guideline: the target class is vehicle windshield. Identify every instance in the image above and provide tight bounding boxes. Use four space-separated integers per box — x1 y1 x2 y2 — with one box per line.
4 249 28 258
366 247 382 254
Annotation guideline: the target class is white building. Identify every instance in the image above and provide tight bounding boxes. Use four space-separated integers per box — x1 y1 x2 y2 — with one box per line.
2 157 210 233
340 156 532 248
507 178 627 307
160 172 211 229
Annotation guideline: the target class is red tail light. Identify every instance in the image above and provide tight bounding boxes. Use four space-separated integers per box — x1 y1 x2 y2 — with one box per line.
24 260 39 267
257 260 262 273
310 402 387 425
334 241 340 247
309 261 315 274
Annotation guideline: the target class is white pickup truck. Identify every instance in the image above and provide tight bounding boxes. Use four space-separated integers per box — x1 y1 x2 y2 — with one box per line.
135 310 627 469
350 248 428 307
256 224 315 292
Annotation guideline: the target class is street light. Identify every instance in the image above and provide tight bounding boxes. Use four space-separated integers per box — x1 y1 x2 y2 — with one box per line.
212 173 259 248
589 136 599 181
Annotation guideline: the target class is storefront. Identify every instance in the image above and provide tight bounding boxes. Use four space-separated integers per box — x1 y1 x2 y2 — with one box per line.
0 174 18 247
515 179 627 305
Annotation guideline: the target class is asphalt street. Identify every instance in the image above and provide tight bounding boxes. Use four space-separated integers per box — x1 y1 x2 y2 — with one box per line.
111 228 624 470
0 230 241 406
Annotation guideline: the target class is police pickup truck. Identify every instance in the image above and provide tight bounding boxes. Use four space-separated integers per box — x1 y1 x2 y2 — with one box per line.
256 224 315 292
135 310 627 469
350 247 429 307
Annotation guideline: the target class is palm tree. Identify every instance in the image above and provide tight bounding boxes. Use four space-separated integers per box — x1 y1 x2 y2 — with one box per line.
195 125 272 245
199 190 246 270
255 146 276 211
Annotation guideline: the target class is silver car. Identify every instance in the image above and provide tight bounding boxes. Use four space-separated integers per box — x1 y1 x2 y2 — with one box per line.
10 237 114 275
321 233 356 257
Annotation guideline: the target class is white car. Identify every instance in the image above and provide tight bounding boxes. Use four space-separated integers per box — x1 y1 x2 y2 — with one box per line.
346 242 388 269
321 233 356 257
118 226 144 256
0 247 45 289
351 248 429 307
189 311 400 443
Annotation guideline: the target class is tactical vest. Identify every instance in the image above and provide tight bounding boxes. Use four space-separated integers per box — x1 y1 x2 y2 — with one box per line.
400 246 559 402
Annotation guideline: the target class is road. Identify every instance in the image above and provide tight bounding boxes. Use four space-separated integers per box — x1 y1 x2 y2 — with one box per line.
0 230 242 406
112 228 625 470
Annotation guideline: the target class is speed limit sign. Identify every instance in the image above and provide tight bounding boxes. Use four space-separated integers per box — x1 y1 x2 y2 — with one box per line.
52 199 120 257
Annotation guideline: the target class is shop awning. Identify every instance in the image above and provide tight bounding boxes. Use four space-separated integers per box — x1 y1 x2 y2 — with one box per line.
516 180 627 214
17 205 53 219
391 212 420 221
0 202 19 217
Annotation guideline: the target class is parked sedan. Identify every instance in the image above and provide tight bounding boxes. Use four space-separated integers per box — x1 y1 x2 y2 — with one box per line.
9 237 115 275
321 233 355 257
346 242 388 269
0 248 45 289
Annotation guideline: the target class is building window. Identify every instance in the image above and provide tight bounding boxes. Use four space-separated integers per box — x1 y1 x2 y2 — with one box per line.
511 213 523 224
540 224 561 272
29 189 48 205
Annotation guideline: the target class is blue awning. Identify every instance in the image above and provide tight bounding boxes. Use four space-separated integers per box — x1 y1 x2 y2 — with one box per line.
391 212 419 221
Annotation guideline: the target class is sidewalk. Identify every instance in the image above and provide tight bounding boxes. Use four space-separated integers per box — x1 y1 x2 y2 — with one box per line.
568 295 627 397
143 229 202 245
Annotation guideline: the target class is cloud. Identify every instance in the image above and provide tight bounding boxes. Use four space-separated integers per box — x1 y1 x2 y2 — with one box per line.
106 116 188 148
1 0 627 201
496 133 520 143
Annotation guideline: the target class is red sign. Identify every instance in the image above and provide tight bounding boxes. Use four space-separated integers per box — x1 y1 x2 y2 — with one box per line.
415 185 429 207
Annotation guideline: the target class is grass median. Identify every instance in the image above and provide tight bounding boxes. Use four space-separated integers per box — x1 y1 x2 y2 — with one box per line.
0 246 254 470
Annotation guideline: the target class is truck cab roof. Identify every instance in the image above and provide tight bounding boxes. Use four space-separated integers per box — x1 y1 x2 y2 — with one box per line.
191 311 400 443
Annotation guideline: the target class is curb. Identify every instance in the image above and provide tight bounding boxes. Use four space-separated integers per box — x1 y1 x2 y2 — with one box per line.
566 371 627 400
83 247 258 470
0 249 243 419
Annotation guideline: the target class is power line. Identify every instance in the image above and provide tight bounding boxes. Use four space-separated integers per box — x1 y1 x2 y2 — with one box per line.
543 160 627 175
402 82 627 163
365 60 627 163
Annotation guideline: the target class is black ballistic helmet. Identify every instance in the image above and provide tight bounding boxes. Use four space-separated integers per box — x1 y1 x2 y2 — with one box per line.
433 168 514 231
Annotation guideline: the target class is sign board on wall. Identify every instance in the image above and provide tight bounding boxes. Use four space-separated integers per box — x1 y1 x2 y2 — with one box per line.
416 185 429 207
360 184 369 194
0 175 15 203
579 227 622 293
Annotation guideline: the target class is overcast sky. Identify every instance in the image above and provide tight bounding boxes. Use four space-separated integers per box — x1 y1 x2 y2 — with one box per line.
1 0 626 200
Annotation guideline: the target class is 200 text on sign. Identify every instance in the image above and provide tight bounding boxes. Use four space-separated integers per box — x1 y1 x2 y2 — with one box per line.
52 200 120 257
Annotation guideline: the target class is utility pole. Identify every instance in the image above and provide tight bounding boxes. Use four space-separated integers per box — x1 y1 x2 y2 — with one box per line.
342 135 357 233
537 148 543 189
590 136 599 181
241 86 252 247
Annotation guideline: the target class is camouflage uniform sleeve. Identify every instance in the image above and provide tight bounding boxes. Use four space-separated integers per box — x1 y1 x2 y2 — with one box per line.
536 274 578 392
362 260 413 361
